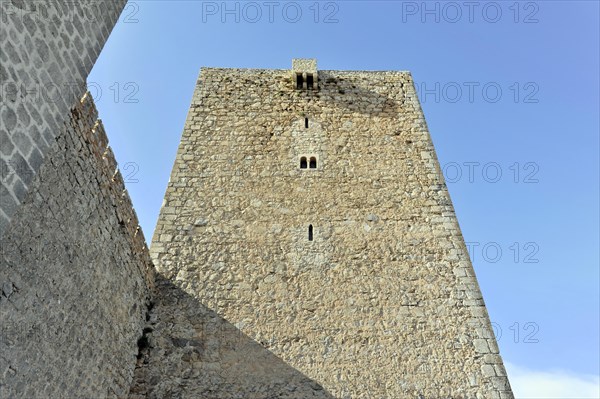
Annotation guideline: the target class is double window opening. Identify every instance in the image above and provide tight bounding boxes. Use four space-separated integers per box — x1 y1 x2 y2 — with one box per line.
300 156 317 169
296 73 315 90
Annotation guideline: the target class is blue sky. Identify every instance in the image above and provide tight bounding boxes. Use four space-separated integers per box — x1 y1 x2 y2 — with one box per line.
88 1 599 396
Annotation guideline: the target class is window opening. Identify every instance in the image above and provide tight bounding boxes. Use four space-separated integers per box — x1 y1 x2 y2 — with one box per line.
300 156 307 169
306 74 314 89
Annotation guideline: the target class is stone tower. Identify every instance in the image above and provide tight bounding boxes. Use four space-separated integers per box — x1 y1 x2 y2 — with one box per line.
146 59 513 398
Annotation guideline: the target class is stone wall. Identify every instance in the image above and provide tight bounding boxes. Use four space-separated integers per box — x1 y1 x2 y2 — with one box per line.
0 92 154 398
147 65 514 398
129 275 334 398
0 0 127 235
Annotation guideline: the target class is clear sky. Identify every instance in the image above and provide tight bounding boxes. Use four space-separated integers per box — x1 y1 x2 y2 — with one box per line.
88 1 599 396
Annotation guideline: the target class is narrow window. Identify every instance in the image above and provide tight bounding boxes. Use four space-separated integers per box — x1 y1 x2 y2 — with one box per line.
309 157 317 169
305 118 309 128
306 74 314 89
296 73 303 89
300 156 307 169
308 225 313 241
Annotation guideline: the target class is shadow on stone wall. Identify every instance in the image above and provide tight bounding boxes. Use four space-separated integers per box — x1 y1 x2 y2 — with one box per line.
129 275 334 399
317 72 401 115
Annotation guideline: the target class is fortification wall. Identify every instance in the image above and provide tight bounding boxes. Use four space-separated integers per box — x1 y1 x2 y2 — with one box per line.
0 92 154 398
146 66 513 398
0 0 127 236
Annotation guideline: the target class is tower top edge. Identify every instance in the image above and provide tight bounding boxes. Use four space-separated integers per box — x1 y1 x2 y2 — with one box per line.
292 58 317 72
197 66 412 75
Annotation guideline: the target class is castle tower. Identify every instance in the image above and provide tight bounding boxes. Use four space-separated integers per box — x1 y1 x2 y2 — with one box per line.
147 59 513 397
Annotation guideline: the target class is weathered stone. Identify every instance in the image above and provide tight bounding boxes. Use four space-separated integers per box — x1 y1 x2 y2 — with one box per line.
194 218 208 226
2 106 17 131
482 364 497 378
474 339 491 354
0 182 18 216
2 282 14 298
0 93 153 397
366 213 379 222
1 2 514 394
0 0 128 237
143 61 514 397
0 129 15 156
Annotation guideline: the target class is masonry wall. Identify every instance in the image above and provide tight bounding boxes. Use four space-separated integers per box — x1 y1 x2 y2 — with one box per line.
0 93 154 398
147 67 514 398
0 0 127 235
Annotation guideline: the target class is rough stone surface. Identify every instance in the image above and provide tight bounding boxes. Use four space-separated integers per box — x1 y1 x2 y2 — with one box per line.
0 93 154 398
292 58 317 72
144 64 514 397
0 0 127 237
2 5 514 392
129 275 334 398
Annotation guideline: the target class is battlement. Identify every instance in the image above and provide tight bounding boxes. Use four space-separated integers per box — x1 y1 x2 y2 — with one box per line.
73 92 155 289
71 92 154 288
